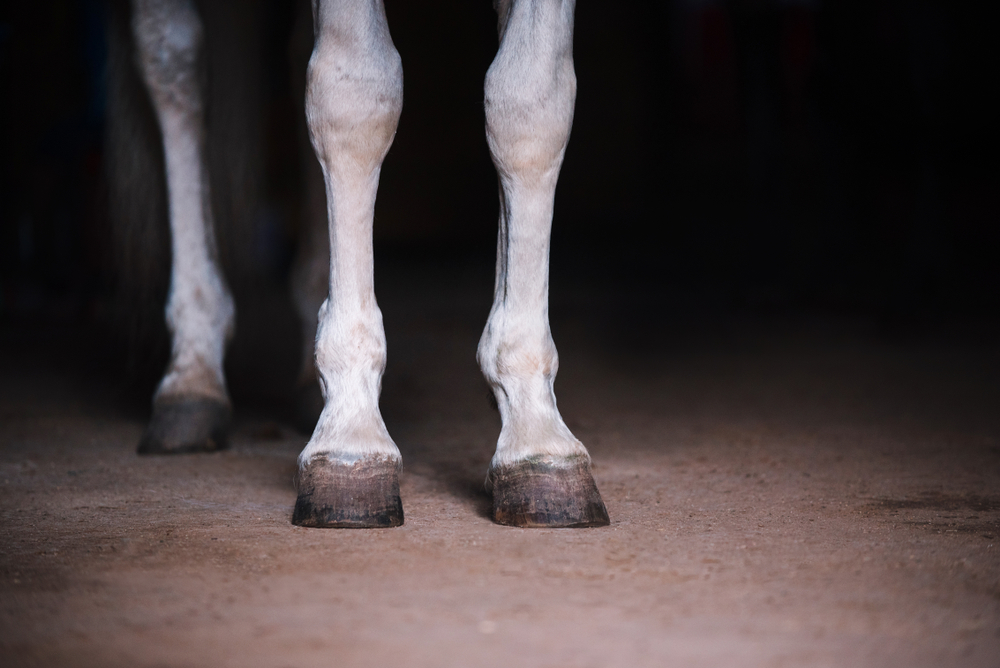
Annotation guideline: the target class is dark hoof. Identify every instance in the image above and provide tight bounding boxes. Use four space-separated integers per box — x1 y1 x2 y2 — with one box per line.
490 457 610 528
137 397 231 454
293 456 403 528
293 381 324 435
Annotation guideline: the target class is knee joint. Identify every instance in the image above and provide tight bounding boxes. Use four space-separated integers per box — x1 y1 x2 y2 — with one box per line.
484 68 575 179
305 47 403 173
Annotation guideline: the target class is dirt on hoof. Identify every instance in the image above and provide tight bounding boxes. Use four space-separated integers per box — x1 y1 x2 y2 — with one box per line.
293 455 404 528
137 397 231 454
2 295 999 668
490 456 610 527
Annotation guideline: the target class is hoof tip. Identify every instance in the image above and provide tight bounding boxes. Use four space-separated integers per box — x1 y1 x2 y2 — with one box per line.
490 457 610 528
138 397 230 454
293 456 403 528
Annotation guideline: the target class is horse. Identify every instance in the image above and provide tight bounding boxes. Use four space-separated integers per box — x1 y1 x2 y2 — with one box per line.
123 0 608 529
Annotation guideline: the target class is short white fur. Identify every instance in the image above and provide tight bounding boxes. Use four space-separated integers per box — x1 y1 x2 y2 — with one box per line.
299 0 403 467
133 0 593 478
132 0 235 407
479 0 589 472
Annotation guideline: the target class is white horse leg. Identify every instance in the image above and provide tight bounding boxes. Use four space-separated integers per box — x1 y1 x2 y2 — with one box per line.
479 0 609 527
132 0 235 453
292 0 404 528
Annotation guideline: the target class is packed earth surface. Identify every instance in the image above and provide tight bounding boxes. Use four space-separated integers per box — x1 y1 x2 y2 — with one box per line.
2 271 999 667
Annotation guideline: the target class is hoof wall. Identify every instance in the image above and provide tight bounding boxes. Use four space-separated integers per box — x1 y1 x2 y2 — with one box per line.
137 397 230 454
293 456 403 528
490 457 610 528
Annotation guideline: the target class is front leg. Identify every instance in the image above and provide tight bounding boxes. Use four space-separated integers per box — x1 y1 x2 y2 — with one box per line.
479 0 609 527
292 0 404 528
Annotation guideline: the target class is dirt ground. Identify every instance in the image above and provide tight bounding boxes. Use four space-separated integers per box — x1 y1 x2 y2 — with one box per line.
2 276 999 667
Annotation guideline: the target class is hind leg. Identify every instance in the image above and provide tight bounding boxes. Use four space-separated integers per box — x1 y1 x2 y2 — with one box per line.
291 0 404 528
132 0 235 453
479 0 608 527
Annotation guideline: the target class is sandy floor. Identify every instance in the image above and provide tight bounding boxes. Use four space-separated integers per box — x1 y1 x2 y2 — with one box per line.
2 280 999 667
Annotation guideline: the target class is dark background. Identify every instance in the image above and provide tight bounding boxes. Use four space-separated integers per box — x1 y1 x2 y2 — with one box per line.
1 0 997 406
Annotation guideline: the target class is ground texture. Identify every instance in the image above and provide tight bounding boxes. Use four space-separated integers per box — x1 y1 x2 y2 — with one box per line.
2 280 999 667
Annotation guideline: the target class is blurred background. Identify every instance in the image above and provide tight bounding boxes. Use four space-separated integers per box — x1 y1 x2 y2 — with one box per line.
0 0 996 414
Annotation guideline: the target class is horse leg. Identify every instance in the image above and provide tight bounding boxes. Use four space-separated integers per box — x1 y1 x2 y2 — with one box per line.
479 0 609 527
292 0 404 528
132 0 235 454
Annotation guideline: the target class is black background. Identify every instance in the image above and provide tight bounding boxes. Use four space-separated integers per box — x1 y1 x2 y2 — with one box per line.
1 0 997 390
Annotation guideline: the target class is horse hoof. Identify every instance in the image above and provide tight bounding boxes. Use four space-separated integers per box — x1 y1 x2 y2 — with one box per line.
293 456 404 528
137 397 231 454
489 456 610 528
